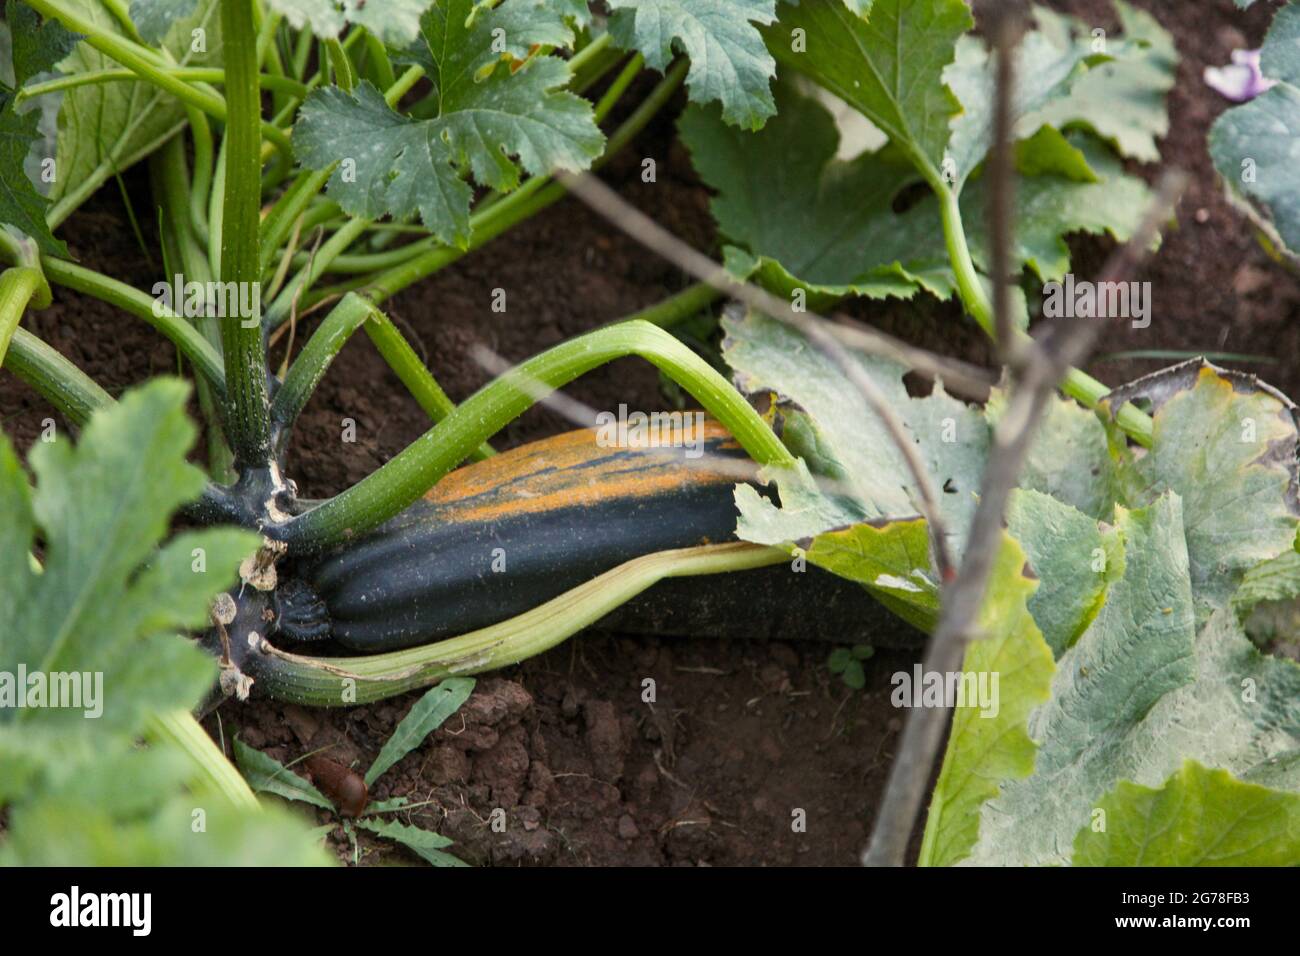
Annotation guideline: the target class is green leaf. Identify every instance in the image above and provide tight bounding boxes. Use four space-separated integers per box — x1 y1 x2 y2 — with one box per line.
1005 489 1117 658
987 388 1119 520
0 104 68 256
1211 84 1300 259
365 677 475 785
355 818 467 866
1107 361 1300 623
681 83 1152 310
1025 1 1177 164
0 379 258 732
724 307 989 547
265 0 436 46
802 519 940 632
1 790 333 865
4 4 82 92
966 494 1194 865
295 0 602 247
0 379 327 866
762 0 971 179
606 0 777 129
1234 549 1300 645
967 495 1300 866
46 0 224 228
128 0 200 44
1073 761 1300 866
679 83 932 303
944 30 1094 190
232 739 334 811
963 132 1153 285
918 533 1055 867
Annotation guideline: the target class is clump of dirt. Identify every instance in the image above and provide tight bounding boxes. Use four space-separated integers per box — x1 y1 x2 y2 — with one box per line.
1 0 1288 865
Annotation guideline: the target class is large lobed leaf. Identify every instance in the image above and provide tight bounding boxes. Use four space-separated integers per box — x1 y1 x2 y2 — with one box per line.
295 0 602 247
607 0 778 129
683 2 1169 311
722 295 1300 864
723 307 989 555
761 0 970 180
1027 2 1177 164
0 379 329 865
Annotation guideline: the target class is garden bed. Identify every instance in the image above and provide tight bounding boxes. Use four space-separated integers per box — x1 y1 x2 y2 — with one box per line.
2 0 1296 866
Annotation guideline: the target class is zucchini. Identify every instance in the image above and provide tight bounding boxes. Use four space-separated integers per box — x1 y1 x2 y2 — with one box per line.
276 421 918 651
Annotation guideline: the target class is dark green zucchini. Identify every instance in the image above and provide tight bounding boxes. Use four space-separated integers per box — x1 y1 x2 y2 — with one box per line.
275 421 919 652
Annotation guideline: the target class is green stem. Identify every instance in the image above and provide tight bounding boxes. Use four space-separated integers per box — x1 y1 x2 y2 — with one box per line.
568 32 614 81
155 139 237 483
260 170 333 276
17 67 310 101
45 258 226 395
360 307 495 460
323 38 356 92
291 20 314 79
266 217 369 326
101 0 144 42
4 327 112 426
277 319 794 554
145 710 260 811
0 267 43 368
185 105 214 244
593 53 643 122
618 282 721 329
269 293 495 460
269 293 371 436
0 231 226 393
935 182 1155 447
1062 367 1153 444
219 0 273 469
246 543 786 705
208 133 227 277
363 33 396 90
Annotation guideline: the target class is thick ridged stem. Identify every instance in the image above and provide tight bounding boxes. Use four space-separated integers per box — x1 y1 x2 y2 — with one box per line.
218 0 273 469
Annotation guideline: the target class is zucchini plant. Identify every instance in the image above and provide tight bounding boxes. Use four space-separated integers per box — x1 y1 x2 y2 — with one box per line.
3 0 1300 867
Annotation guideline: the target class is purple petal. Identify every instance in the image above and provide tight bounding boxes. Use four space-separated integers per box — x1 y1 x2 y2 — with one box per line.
1205 48 1278 102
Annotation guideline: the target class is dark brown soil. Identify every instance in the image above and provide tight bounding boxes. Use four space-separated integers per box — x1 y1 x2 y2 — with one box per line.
1 0 1291 866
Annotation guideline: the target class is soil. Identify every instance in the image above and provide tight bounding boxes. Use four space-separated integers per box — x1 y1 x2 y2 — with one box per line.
1 0 1294 866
